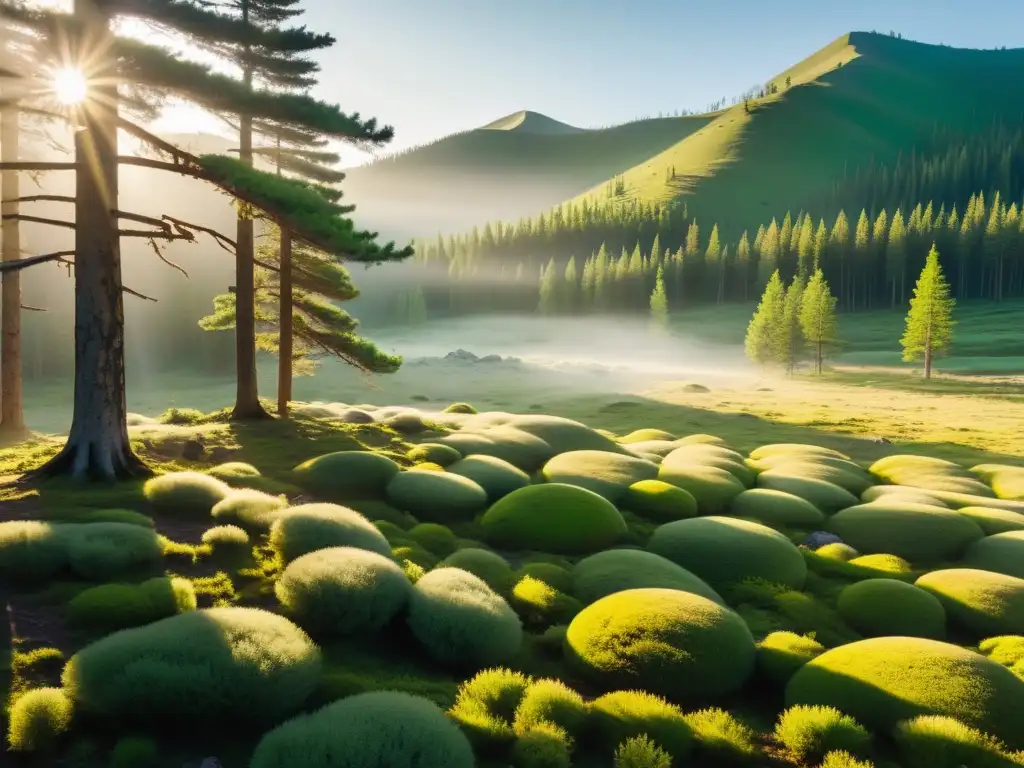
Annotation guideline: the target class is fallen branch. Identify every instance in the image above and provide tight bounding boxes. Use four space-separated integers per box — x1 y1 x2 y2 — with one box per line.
123 286 157 302
0 250 74 273
1 213 75 229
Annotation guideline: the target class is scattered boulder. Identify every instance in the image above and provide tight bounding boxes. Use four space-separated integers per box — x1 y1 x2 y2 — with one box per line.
804 531 844 550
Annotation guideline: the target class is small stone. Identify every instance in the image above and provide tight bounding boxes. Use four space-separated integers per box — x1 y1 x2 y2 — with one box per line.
803 531 843 550
182 439 205 461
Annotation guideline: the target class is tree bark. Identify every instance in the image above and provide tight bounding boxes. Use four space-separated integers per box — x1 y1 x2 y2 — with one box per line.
0 102 26 438
33 0 147 479
277 228 292 417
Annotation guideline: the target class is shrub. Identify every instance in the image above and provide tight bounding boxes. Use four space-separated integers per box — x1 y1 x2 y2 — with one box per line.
386 471 489 523
893 715 1018 768
444 402 477 414
481 484 627 555
211 489 288 530
588 690 692 761
915 568 1024 637
249 691 475 768
447 455 531 501
756 472 859 513
647 516 807 590
541 450 659 502
6 688 73 752
785 636 1024 748
68 576 196 633
837 579 946 639
774 705 872 763
820 751 875 768
448 668 531 751
408 442 462 466
957 506 1024 535
621 479 698 522
511 721 572 768
407 523 459 557
292 450 400 500
513 679 588 736
269 503 391 563
407 568 523 669
656 464 746 514
828 502 984 562
757 631 826 685
571 549 723 606
275 547 412 635
565 588 755 701
964 531 1024 578
729 489 826 528
143 471 232 516
63 607 321 725
682 708 763 765
614 735 672 768
517 562 573 594
438 549 516 594
109 736 159 768
511 576 583 627
201 524 250 552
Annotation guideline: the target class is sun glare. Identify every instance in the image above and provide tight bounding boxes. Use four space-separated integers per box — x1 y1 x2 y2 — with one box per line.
52 67 89 105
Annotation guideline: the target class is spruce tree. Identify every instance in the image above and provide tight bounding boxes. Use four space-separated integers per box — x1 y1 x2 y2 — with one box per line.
757 219 780 289
538 257 558 314
563 256 579 312
649 265 669 331
705 223 721 302
735 231 751 300
799 269 837 375
887 209 907 307
776 277 805 374
745 270 784 366
901 244 955 380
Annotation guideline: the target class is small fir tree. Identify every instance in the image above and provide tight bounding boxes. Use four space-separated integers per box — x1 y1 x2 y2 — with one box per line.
901 244 955 380
775 277 805 374
649 265 669 331
745 270 785 366
800 269 838 374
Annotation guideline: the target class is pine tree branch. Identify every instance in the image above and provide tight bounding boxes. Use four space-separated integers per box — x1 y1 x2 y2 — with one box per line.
3 195 75 205
162 215 236 253
20 304 47 311
123 285 157 302
1 213 75 229
144 239 189 279
119 228 194 241
0 161 75 171
0 250 74 273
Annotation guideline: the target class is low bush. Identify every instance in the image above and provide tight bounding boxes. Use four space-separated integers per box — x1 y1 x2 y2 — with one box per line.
756 472 860 513
511 721 572 768
408 443 463 466
448 668 531 751
211 489 288 530
62 607 321 725
682 707 763 765
447 455 531 500
386 470 489 523
143 471 232 516
407 523 459 557
957 506 1024 535
588 690 692 761
269 503 392 563
68 576 196 633
438 548 516 594
249 691 475 768
513 679 588 737
613 735 672 768
6 688 73 752
915 568 1024 637
565 588 755 701
292 450 401 500
774 705 872 764
820 751 875 768
407 568 523 669
541 450 659 502
570 549 723 606
964 531 1024 579
511 576 583 627
837 579 946 639
481 484 627 555
828 502 984 562
621 479 699 522
647 516 807 590
729 489 826 528
893 715 1018 768
275 547 412 635
757 631 826 685
109 736 159 768
656 464 746 514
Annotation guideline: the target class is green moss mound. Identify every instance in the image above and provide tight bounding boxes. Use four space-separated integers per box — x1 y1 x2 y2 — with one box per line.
729 489 826 528
62 607 321 725
269 503 391 563
571 549 724 606
68 576 196 633
385 470 488 523
816 542 860 561
407 568 523 669
656 464 746 514
208 461 261 480
109 736 159 768
6 687 73 752
915 568 1024 637
647 516 807 589
677 433 730 446
758 461 873 496
893 714 1020 768
542 450 659 502
828 502 984 562
751 444 850 461
837 579 946 639
143 471 232 516
275 546 412 635
250 691 474 768
439 426 555 471
438 548 516 594
973 463 1024 501
292 451 400 500
847 553 913 575
860 485 950 506
756 472 860 513
757 631 826 685
407 443 462 467
406 523 458 558
69 508 154 528
588 690 693 761
785 636 1024 749
662 453 756 488
565 588 756 701
964 531 1024 579
511 576 583 627
956 506 1024 535
503 414 628 456
447 455 531 501
517 562 573 594
211 489 287 530
448 668 530 751
620 428 677 444
621 480 699 522
202 524 250 553
774 705 872 765
481 484 627 555
870 455 995 497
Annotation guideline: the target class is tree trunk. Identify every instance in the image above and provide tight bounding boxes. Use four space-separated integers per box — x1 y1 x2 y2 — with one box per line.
923 320 933 381
277 228 292 418
0 103 26 438
34 0 147 479
816 338 823 375
231 0 269 421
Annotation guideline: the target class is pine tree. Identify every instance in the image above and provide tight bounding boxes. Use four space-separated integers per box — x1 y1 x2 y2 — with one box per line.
705 224 722 302
887 209 907 307
776 277 805 374
538 257 558 314
735 231 751 300
901 244 955 380
799 269 838 375
649 265 669 331
563 256 579 312
745 270 784 366
757 219 780 289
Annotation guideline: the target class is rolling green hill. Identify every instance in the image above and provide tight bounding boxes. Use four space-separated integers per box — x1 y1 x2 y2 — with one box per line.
479 109 585 134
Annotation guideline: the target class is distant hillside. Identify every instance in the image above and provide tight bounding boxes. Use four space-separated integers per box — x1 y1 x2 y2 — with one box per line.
341 113 712 240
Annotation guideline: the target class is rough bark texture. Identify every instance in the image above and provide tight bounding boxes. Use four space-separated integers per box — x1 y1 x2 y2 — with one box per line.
277 227 292 418
33 0 147 479
1 103 26 437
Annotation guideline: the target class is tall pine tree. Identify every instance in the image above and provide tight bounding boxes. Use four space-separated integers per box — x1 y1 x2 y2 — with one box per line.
799 269 838 375
901 244 955 380
745 270 784 366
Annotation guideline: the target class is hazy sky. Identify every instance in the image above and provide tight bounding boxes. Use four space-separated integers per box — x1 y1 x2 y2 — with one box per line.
152 0 1024 165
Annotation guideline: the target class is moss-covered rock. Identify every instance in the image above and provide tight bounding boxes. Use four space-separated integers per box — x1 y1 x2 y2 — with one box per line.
729 489 826 528
828 502 984 562
836 579 946 639
955 506 1024 535
656 465 746 514
621 480 699 522
756 472 860 513
751 444 850 461
571 549 724 606
860 485 950 507
385 471 488 523
870 455 994 497
619 428 678 444
756 461 873 496
757 631 826 685
647 516 807 590
503 414 628 456
437 548 516 594
143 472 232 516
480 484 627 555
438 427 555 471
269 504 391 563
292 451 400 500
915 568 1024 637
211 489 288 531
566 588 755 701
447 455 531 501
542 450 659 502
407 443 463 467
963 531 1024 579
